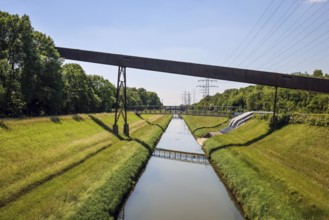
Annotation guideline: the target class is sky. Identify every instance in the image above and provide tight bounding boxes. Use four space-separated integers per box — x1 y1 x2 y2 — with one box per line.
1 0 329 105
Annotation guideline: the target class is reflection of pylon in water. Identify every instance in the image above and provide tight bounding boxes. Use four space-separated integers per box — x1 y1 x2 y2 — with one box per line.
197 78 218 98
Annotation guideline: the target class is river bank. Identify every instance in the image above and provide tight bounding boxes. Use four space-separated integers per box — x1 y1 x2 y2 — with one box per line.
0 113 172 219
183 115 329 219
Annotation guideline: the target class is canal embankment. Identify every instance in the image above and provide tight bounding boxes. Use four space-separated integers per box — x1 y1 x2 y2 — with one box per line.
183 115 329 219
0 113 171 219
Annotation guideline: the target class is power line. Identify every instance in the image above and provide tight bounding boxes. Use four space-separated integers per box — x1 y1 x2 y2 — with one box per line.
258 2 329 69
289 40 329 72
299 48 329 73
228 0 285 67
273 28 329 72
223 0 275 65
240 0 301 68
263 14 329 70
253 3 319 69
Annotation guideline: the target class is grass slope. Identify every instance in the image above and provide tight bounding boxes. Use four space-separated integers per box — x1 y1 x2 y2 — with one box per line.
182 115 228 137
184 116 329 219
0 113 172 219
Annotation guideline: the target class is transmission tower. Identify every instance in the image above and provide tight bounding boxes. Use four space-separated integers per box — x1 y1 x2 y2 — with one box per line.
197 78 218 98
181 91 191 105
192 89 196 104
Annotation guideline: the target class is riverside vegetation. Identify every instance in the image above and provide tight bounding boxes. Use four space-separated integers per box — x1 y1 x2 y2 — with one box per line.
0 113 172 219
183 115 329 219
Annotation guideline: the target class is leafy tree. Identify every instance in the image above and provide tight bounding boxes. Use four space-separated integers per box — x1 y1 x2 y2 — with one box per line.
19 15 40 115
0 12 64 116
138 88 148 106
127 87 142 108
197 84 329 114
0 11 26 116
0 11 163 117
88 75 115 112
147 91 162 106
22 31 63 115
62 63 98 114
126 87 162 108
313 69 323 78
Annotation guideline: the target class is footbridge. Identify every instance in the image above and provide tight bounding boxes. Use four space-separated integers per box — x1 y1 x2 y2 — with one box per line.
55 47 329 136
153 148 209 165
131 105 244 116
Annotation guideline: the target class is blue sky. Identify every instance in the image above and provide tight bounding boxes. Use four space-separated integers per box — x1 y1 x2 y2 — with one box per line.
1 0 328 105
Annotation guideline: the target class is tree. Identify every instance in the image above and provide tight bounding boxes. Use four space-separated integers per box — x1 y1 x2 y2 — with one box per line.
147 91 162 106
196 84 329 114
313 69 324 78
22 31 63 115
127 87 142 108
0 11 163 117
88 75 115 112
62 63 97 114
0 11 26 116
138 88 148 106
0 12 64 116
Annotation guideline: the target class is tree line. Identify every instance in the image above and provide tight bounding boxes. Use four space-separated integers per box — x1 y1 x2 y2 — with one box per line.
0 11 161 117
196 71 329 114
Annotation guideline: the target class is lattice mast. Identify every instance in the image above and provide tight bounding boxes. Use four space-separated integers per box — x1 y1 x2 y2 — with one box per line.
197 78 218 98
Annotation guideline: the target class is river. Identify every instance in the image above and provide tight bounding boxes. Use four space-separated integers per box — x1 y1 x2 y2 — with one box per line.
118 115 243 220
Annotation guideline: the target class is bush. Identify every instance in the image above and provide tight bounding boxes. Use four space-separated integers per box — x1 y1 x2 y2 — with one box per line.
290 114 329 126
254 113 329 128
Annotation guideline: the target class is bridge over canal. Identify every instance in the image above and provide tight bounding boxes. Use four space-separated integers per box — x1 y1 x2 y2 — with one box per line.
55 47 329 136
153 148 209 165
131 105 244 116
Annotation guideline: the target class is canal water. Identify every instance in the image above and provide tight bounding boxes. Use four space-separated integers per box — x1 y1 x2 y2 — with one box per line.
118 116 243 220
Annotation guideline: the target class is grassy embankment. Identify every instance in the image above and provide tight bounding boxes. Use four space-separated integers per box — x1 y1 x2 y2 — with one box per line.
182 115 228 137
0 113 172 219
183 115 329 219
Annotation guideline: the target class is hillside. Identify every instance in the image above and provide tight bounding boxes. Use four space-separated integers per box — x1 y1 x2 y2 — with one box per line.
0 113 172 219
183 115 329 219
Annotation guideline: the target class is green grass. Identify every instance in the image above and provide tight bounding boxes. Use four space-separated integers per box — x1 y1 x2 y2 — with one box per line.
0 113 172 219
183 116 329 219
182 115 228 137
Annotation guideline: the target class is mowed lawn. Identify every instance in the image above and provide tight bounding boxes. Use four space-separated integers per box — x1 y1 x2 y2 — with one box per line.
0 113 171 219
184 115 329 219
